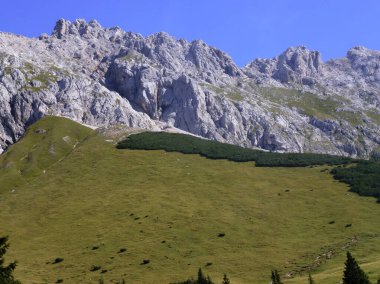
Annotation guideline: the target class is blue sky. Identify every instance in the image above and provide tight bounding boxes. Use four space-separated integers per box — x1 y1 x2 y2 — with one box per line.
1 0 379 66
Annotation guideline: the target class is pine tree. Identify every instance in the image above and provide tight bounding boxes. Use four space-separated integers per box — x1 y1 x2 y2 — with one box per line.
342 252 370 284
308 273 315 284
222 273 230 284
271 270 283 284
271 270 275 284
171 268 214 284
196 268 214 284
0 236 20 284
198 268 206 284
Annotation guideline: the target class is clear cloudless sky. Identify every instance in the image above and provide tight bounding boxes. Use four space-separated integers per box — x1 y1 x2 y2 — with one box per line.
0 0 379 66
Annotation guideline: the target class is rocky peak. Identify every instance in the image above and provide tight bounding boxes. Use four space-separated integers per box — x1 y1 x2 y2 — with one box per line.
146 31 176 45
244 46 323 85
52 18 71 39
347 46 375 59
187 39 242 78
52 18 104 39
272 46 323 83
346 46 380 79
278 46 323 74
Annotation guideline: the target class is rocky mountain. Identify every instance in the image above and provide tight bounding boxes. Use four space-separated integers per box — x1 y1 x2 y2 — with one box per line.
0 19 379 157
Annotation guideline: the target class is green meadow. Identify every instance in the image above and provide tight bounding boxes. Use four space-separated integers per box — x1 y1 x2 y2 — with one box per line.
0 117 379 283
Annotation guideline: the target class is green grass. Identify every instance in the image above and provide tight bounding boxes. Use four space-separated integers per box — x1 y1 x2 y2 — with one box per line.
0 116 92 194
1 61 60 92
119 50 145 63
366 110 380 125
0 117 379 283
21 70 58 92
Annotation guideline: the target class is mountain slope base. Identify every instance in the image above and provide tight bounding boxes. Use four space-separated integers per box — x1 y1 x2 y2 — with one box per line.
0 118 379 283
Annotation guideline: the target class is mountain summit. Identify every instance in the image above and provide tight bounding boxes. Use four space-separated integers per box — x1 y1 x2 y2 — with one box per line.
0 19 379 157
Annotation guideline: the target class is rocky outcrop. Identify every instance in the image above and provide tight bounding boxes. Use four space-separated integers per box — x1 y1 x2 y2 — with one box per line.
244 46 323 84
0 19 379 158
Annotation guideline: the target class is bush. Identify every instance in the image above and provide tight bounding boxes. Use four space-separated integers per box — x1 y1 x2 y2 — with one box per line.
52 257 64 264
90 265 101 272
141 259 150 265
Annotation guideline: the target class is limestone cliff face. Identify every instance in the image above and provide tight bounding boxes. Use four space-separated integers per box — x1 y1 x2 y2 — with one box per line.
0 19 379 157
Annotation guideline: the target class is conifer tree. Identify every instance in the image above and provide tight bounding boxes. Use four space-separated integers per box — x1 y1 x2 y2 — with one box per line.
196 268 214 284
172 268 214 284
0 236 20 284
308 273 316 284
222 273 230 284
198 268 206 284
271 270 283 284
342 252 370 284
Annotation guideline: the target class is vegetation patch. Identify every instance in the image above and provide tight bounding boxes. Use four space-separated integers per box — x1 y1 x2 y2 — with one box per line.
22 71 58 92
331 160 380 203
366 110 380 125
52 257 64 264
118 248 127 253
200 83 244 101
117 131 352 167
258 87 365 126
119 50 145 63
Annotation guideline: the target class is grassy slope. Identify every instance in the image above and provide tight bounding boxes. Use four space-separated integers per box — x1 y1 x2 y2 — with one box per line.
0 117 379 283
0 116 92 194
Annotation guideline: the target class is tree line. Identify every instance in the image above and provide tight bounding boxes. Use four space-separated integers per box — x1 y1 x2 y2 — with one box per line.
173 252 376 284
116 132 352 167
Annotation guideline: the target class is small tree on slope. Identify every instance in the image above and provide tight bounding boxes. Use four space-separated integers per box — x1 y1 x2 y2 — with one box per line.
222 273 230 284
308 273 316 284
271 270 283 284
343 252 370 284
0 236 21 284
197 268 214 284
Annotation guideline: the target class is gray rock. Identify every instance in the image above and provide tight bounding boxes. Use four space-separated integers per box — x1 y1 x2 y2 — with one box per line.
0 19 379 158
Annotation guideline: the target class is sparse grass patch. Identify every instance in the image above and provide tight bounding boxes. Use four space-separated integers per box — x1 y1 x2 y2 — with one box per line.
200 83 244 101
366 110 380 125
119 50 144 63
258 87 365 126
